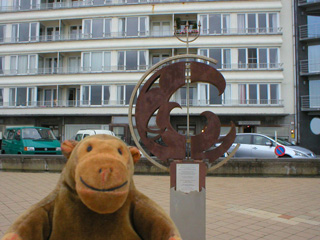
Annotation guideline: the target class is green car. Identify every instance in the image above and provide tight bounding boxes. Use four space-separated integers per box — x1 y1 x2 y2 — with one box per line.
1 127 62 155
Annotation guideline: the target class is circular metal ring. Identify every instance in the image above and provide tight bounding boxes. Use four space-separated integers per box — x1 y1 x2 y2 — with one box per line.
128 54 219 172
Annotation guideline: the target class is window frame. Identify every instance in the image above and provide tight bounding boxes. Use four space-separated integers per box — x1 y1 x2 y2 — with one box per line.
199 48 231 69
117 50 147 71
118 16 148 37
198 83 231 105
238 48 279 69
83 18 112 39
238 83 280 105
237 12 279 34
81 51 112 72
9 87 36 107
10 54 38 75
199 14 230 35
12 22 39 42
80 85 111 106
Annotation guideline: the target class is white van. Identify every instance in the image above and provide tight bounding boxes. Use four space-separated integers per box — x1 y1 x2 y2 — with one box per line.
75 129 115 141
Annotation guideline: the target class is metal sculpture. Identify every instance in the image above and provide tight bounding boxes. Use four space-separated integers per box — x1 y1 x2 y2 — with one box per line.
128 54 237 171
128 20 238 172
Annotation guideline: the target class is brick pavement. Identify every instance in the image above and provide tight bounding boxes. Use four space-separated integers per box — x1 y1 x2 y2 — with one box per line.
0 172 320 240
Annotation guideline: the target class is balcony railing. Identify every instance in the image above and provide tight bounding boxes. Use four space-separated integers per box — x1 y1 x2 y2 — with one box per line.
0 0 217 12
0 27 283 45
300 60 320 75
0 98 284 109
0 63 283 76
299 23 320 40
298 0 320 6
301 95 320 111
177 99 283 106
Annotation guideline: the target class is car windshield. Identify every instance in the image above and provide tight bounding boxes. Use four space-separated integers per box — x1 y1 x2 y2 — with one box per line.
22 128 56 140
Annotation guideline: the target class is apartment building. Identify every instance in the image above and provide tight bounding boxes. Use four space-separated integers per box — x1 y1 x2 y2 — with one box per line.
0 0 295 149
295 0 320 155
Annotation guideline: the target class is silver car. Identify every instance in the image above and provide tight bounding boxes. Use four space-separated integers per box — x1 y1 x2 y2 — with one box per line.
228 133 316 158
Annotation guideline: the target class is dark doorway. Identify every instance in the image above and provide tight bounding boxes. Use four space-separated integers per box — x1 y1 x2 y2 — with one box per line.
243 125 254 133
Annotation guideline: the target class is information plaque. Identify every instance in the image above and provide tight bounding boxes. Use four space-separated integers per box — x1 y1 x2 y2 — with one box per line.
176 164 199 193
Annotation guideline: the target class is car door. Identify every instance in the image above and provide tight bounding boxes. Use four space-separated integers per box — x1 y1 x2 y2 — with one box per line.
5 129 16 154
12 129 22 154
251 135 276 158
231 134 252 157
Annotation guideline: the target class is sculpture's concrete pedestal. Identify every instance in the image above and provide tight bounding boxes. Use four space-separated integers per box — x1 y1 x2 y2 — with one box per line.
170 162 206 240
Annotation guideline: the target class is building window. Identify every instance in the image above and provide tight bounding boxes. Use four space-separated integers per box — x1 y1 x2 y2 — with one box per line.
9 87 35 107
104 86 110 105
0 89 3 106
0 25 5 43
200 14 230 34
81 85 111 106
70 25 82 40
309 79 320 108
45 26 59 41
199 48 231 69
83 18 111 39
237 13 278 34
151 21 170 36
44 89 57 106
151 53 170 65
12 22 39 42
68 56 80 73
117 50 147 70
0 0 9 11
10 55 37 75
308 45 320 73
82 51 111 72
238 83 280 105
238 48 279 69
198 84 231 105
307 16 320 38
14 0 39 10
44 57 57 74
119 17 147 37
116 85 135 105
0 57 4 74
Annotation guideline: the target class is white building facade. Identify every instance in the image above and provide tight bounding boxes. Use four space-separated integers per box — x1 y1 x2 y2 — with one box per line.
0 0 295 145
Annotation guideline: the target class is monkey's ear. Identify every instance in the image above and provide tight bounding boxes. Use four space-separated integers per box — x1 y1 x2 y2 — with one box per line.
129 146 141 164
61 140 78 159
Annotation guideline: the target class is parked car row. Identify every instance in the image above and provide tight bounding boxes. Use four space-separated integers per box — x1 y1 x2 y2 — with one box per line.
227 133 316 158
0 127 316 159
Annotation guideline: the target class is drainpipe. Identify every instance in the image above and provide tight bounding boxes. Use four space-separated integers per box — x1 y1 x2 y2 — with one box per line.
292 0 299 144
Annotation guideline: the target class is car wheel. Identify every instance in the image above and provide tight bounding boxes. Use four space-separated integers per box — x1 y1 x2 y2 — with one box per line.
279 154 292 158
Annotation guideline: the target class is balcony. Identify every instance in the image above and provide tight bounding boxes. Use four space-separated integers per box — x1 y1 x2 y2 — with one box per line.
299 23 320 40
301 95 320 111
0 62 283 77
0 0 210 12
298 0 320 6
0 98 284 109
298 0 320 15
300 60 320 75
0 28 283 45
0 65 147 76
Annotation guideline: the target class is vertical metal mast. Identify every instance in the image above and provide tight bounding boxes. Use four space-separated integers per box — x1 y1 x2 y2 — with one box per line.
174 21 201 160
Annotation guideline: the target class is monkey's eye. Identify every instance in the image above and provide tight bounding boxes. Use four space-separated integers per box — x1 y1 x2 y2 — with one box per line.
87 145 92 152
118 148 122 155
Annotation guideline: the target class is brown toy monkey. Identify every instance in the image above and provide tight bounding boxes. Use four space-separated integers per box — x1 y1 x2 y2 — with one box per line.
2 134 181 240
